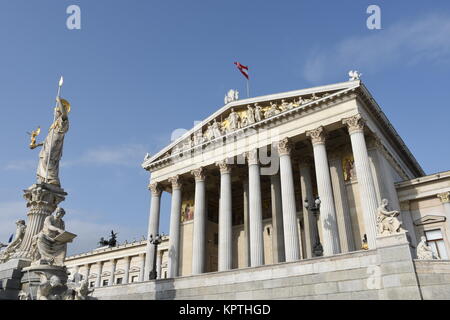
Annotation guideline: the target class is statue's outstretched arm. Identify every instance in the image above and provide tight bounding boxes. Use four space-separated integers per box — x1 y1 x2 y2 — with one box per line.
56 97 68 120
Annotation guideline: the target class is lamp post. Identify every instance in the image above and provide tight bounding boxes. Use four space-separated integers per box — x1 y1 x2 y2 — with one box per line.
149 234 162 280
304 196 323 256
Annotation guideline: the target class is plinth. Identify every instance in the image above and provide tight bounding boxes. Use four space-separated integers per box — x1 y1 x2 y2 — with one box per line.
21 264 69 300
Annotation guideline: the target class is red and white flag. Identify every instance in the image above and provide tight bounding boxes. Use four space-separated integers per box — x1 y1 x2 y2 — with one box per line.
234 62 249 80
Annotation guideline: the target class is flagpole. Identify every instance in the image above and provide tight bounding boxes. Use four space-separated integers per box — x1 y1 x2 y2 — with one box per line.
45 76 64 183
246 79 250 98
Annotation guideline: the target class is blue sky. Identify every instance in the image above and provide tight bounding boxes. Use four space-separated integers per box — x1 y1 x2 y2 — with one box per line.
1 1 450 255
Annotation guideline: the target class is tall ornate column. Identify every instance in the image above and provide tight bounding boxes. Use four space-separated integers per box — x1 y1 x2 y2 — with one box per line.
139 253 145 282
277 138 300 262
246 149 265 267
144 182 162 281
14 184 67 259
329 154 355 253
299 158 318 258
270 173 285 263
242 174 250 268
306 126 341 255
217 160 233 271
342 114 379 249
109 259 116 286
191 167 207 275
123 256 130 284
95 261 103 287
167 175 182 278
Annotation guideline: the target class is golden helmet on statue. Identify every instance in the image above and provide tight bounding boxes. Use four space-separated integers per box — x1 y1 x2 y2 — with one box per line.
54 98 71 113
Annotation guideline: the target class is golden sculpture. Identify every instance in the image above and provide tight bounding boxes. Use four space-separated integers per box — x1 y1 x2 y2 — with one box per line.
28 127 42 150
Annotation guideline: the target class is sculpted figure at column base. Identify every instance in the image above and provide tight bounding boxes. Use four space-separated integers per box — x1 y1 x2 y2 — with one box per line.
416 236 440 260
376 199 404 235
0 220 26 263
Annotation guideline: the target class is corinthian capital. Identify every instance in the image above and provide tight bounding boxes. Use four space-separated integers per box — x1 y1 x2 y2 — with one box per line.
277 137 291 156
191 167 206 181
306 126 326 145
168 175 182 190
216 159 232 174
342 114 366 134
438 192 450 204
244 149 259 166
148 182 162 196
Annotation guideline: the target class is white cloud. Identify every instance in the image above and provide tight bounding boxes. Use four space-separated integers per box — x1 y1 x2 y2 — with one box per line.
2 160 36 172
62 144 148 168
303 13 450 83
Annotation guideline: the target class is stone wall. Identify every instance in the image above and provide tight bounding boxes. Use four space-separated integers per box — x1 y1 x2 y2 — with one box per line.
82 233 449 300
0 259 30 300
415 260 450 300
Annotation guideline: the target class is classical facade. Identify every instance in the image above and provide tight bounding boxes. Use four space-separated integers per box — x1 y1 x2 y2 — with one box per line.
64 237 169 288
140 78 428 279
63 78 450 300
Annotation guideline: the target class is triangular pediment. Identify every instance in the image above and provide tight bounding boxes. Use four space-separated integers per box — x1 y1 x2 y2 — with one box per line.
142 80 361 170
414 215 446 226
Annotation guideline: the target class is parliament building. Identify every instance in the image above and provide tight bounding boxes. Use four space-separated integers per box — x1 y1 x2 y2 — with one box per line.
65 77 450 300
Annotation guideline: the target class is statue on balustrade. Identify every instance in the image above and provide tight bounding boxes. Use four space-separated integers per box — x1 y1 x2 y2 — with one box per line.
416 236 440 260
376 199 403 235
0 220 26 263
227 108 240 132
254 103 262 122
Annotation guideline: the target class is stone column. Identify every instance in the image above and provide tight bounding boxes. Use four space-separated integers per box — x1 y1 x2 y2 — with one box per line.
84 263 90 282
270 173 285 263
299 158 318 258
329 155 355 253
156 250 162 279
242 174 250 268
139 253 145 282
123 256 130 284
277 138 300 262
246 149 265 267
144 182 162 281
95 261 103 287
168 175 182 278
109 259 116 286
217 160 233 271
306 126 341 256
14 184 67 259
400 201 417 248
342 114 379 249
191 167 206 275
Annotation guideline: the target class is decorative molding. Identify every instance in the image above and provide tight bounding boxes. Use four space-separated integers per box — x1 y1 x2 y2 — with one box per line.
168 175 182 190
191 167 206 181
216 159 232 174
244 149 259 166
414 215 446 226
148 182 162 196
277 137 291 156
438 192 450 204
342 114 365 134
306 126 326 145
